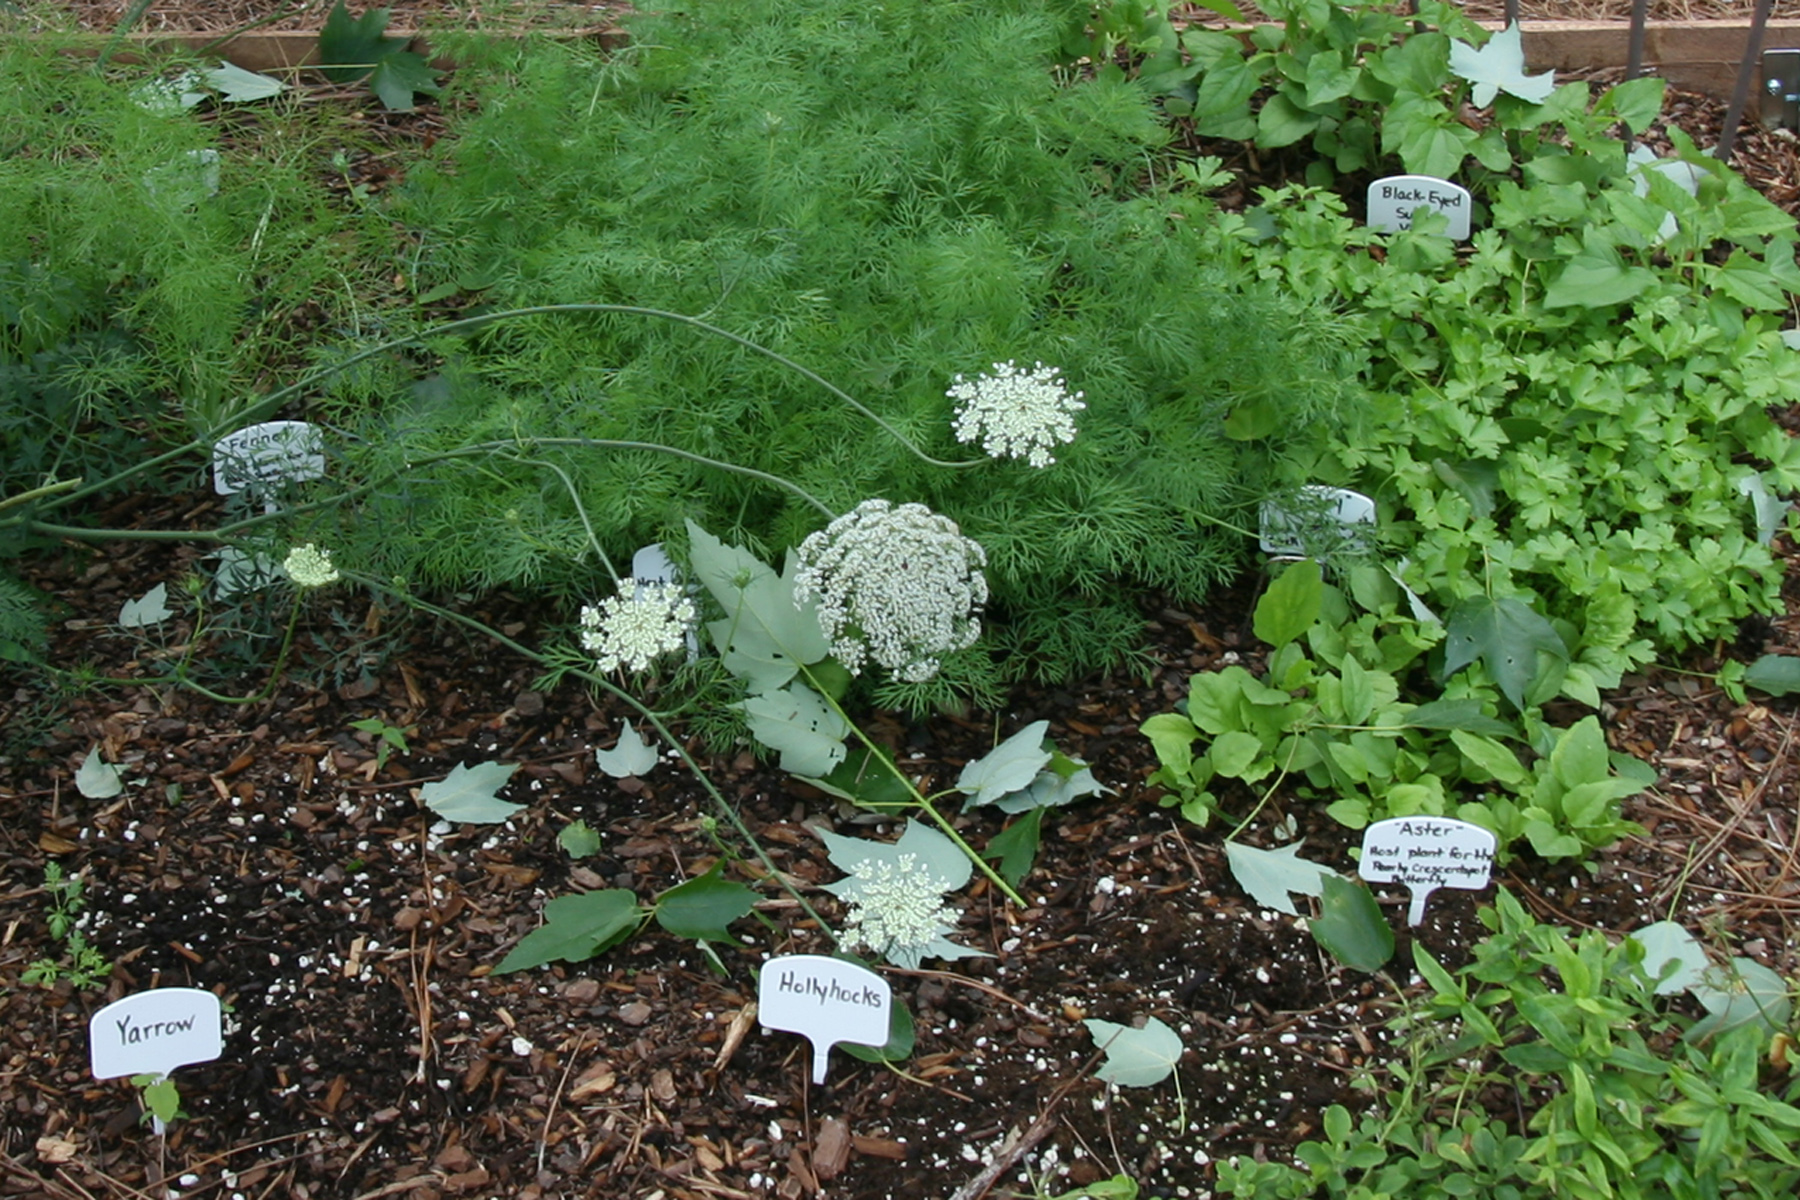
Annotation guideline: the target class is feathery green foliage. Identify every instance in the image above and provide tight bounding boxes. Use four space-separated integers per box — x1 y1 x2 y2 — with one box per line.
346 0 1358 680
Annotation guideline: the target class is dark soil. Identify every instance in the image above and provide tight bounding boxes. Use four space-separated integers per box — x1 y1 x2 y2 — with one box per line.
6 15 1800 1200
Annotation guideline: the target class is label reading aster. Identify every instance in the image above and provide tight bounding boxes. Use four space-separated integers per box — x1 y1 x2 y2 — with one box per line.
1358 816 1495 925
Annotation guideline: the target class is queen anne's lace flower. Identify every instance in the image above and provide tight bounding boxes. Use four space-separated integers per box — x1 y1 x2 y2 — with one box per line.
841 853 959 969
946 360 1085 468
793 499 987 682
580 581 696 673
282 543 339 588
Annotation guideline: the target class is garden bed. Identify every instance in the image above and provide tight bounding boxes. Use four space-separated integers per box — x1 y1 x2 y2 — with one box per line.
5 2 1800 1198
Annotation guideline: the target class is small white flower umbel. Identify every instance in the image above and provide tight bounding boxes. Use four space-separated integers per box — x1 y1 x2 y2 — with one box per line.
793 499 987 683
946 360 1085 468
282 544 339 588
580 581 696 673
841 854 959 969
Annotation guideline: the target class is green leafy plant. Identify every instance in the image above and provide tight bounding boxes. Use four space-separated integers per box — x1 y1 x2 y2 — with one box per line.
1217 890 1800 1199
495 863 757 974
1142 563 1647 858
349 716 412 772
21 863 111 990
130 1073 184 1132
317 1 442 112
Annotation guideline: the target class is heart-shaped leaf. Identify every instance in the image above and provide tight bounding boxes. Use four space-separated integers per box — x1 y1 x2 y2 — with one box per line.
1084 1016 1184 1087
594 722 659 779
495 889 642 973
957 720 1051 807
1224 840 1331 916
654 863 756 944
118 583 172 629
76 746 124 799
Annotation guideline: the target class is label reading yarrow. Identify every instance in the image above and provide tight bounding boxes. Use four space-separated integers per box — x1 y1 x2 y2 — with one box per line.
1358 817 1495 925
757 955 890 1084
89 988 224 1081
1366 175 1472 240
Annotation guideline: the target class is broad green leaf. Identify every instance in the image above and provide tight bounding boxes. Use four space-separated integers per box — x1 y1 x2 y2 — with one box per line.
1443 595 1568 710
688 522 829 691
1400 699 1515 737
1548 716 1612 788
204 61 286 103
1224 840 1331 916
956 720 1051 806
1449 729 1528 786
981 808 1045 887
421 760 522 823
558 819 601 858
1544 244 1656 309
593 721 658 778
495 889 641 973
141 1076 181 1124
654 863 755 944
817 820 979 968
317 0 403 83
1629 921 1709 996
1209 730 1267 780
1599 75 1665 134
737 682 848 777
1254 560 1323 648
1084 1016 1184 1087
796 746 916 809
1744 654 1800 696
368 51 441 112
1140 713 1197 775
1687 958 1793 1042
1337 655 1375 725
1393 118 1476 181
1255 92 1322 149
1449 24 1556 107
1432 459 1498 520
841 994 917 1065
1311 876 1394 972
118 583 172 629
997 762 1111 814
75 746 123 800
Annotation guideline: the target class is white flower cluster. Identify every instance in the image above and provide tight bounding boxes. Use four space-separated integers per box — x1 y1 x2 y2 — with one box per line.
946 360 1085 468
793 499 987 683
842 853 959 969
579 581 696 673
282 543 339 588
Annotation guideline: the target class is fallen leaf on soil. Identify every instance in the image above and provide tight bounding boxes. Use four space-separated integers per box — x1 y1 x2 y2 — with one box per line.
35 1135 77 1164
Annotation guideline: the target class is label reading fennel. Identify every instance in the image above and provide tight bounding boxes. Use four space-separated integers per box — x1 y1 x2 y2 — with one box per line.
212 420 325 496
757 954 890 1084
1358 816 1495 925
89 988 224 1081
1366 175 1472 240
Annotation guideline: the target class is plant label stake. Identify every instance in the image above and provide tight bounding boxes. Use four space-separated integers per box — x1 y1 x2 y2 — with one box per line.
632 542 700 660
1259 485 1376 560
757 955 890 1085
89 988 223 1133
1358 816 1494 925
1366 175 1472 241
213 420 325 512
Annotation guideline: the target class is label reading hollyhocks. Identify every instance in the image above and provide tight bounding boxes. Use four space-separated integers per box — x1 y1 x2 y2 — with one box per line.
1359 817 1495 924
1366 175 1472 240
758 955 891 1084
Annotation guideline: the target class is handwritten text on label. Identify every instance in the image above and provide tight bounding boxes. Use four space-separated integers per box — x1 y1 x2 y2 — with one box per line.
1358 817 1495 925
758 955 891 1085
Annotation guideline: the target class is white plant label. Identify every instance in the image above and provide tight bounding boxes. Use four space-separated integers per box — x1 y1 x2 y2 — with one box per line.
757 954 890 1085
1259 485 1376 558
212 421 325 496
1366 175 1472 240
89 988 223 1081
1358 816 1495 925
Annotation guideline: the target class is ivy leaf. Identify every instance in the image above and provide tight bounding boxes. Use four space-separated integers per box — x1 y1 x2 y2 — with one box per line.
1224 840 1331 916
980 808 1045 887
1443 595 1568 711
1686 958 1793 1042
1084 1017 1184 1088
1744 654 1800 697
956 720 1051 807
558 820 601 858
421 761 522 823
203 61 286 103
736 682 849 777
118 583 172 629
688 521 829 692
819 818 972 893
1449 24 1556 107
1544 243 1656 309
495 889 642 973
1629 921 1709 996
368 51 441 112
317 0 403 84
593 721 659 778
75 746 124 800
654 863 756 944
1310 876 1394 972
